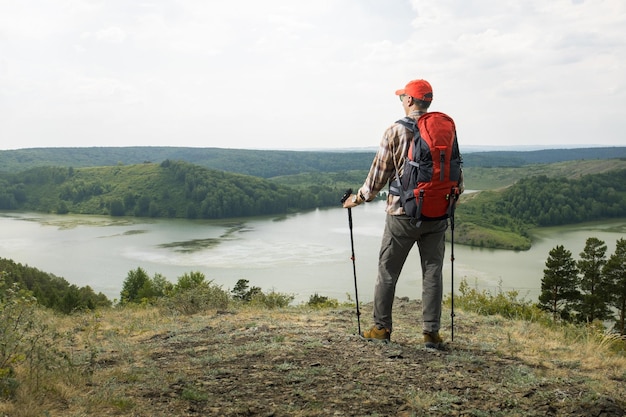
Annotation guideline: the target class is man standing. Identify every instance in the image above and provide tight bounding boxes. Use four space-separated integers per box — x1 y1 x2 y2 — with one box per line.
342 79 462 349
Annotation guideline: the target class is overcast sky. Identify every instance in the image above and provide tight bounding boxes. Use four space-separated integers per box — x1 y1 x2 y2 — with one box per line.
1 0 624 151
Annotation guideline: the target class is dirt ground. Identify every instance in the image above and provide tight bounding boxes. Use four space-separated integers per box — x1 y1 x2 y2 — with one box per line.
85 299 625 417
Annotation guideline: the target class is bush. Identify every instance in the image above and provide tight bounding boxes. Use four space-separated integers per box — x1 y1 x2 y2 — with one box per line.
249 290 294 309
0 276 73 400
160 272 229 315
306 293 339 309
120 268 173 305
449 278 545 322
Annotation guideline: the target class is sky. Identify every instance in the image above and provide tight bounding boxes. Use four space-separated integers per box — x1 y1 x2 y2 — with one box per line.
1 0 625 151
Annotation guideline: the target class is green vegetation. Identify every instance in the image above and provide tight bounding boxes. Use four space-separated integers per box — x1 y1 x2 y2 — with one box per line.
0 275 106 403
455 168 626 250
449 277 625 351
0 259 110 314
464 158 626 190
1 146 625 176
0 147 376 178
0 160 346 219
1 280 624 416
539 238 626 334
228 278 294 309
1 147 625 251
1 147 625 414
539 245 582 321
306 293 340 308
121 272 294 313
450 278 542 322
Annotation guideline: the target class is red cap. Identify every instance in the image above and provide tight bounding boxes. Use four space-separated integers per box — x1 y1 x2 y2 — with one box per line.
395 79 433 101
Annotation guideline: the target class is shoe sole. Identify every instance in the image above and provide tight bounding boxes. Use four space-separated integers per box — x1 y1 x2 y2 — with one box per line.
359 334 390 344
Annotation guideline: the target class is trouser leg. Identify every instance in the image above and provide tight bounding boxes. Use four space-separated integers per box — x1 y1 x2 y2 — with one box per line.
373 215 414 331
417 220 448 334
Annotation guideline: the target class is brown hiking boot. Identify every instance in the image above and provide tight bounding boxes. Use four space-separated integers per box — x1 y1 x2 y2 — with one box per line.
361 325 391 343
424 332 444 350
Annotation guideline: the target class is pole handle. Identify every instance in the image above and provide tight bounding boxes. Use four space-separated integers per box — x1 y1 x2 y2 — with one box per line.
340 188 353 204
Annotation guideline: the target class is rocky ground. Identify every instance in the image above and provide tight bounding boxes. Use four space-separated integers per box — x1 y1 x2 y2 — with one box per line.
78 299 626 417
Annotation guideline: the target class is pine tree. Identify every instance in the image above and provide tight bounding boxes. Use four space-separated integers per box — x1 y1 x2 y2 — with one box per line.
603 238 626 334
539 245 580 321
576 237 612 323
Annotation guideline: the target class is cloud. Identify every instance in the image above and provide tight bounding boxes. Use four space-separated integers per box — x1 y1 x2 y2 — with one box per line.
84 26 127 43
0 0 625 150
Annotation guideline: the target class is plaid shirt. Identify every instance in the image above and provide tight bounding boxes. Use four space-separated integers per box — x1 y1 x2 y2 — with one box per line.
358 110 464 215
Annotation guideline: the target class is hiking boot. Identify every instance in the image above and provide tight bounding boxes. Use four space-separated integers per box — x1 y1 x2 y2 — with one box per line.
424 332 444 350
361 325 391 343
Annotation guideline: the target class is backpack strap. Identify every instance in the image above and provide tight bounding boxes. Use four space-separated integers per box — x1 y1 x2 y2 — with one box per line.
389 117 421 196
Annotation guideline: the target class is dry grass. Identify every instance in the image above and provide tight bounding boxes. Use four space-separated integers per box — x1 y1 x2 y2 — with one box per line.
1 301 625 416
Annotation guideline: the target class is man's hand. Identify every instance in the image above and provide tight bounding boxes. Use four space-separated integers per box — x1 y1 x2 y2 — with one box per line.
342 194 358 209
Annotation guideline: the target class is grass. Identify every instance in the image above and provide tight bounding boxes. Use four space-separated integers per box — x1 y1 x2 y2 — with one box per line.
1 292 625 416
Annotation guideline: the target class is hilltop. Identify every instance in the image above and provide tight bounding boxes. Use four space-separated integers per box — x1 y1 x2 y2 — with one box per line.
2 299 625 417
1 146 625 177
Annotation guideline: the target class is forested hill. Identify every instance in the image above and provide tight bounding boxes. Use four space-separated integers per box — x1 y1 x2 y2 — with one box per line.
0 147 375 178
0 160 343 218
1 146 624 178
462 147 626 167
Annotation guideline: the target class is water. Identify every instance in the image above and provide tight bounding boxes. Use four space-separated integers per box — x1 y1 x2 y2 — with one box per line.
0 204 624 304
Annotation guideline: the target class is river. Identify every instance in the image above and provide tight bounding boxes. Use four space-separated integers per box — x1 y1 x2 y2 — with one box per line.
0 203 624 304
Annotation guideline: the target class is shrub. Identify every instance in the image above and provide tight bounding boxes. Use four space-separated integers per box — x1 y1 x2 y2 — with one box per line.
306 293 339 309
230 279 294 308
0 276 74 400
448 278 546 322
160 272 229 315
120 268 173 305
249 290 294 309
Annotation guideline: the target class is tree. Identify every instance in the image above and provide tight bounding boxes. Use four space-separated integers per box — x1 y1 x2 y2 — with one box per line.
231 279 262 302
576 237 612 323
174 271 206 293
151 273 173 298
603 238 626 335
120 267 150 304
109 198 125 216
538 245 580 321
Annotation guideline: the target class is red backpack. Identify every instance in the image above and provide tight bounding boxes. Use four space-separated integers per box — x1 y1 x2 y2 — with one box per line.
390 112 462 221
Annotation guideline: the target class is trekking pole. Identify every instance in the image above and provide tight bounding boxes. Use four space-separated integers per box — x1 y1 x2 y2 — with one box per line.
449 188 460 342
341 188 361 335
450 210 456 342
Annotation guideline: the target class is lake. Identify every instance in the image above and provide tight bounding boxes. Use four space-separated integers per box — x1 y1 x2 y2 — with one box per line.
0 203 624 304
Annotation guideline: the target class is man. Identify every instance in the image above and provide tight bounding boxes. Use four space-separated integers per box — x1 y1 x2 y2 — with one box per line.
342 79 462 349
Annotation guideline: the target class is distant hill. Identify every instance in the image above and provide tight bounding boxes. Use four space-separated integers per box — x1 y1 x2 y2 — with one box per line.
1 146 624 177
462 147 626 167
0 147 374 178
0 161 343 219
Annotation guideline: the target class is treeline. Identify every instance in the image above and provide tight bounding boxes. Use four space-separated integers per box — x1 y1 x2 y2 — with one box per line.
0 147 376 178
462 147 626 168
119 268 295 314
457 169 626 250
156 160 341 218
499 170 626 226
1 146 625 177
1 156 625 250
0 161 346 219
0 258 111 314
539 237 626 334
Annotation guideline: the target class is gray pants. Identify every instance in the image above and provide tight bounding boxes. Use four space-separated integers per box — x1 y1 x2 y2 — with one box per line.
374 214 448 334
